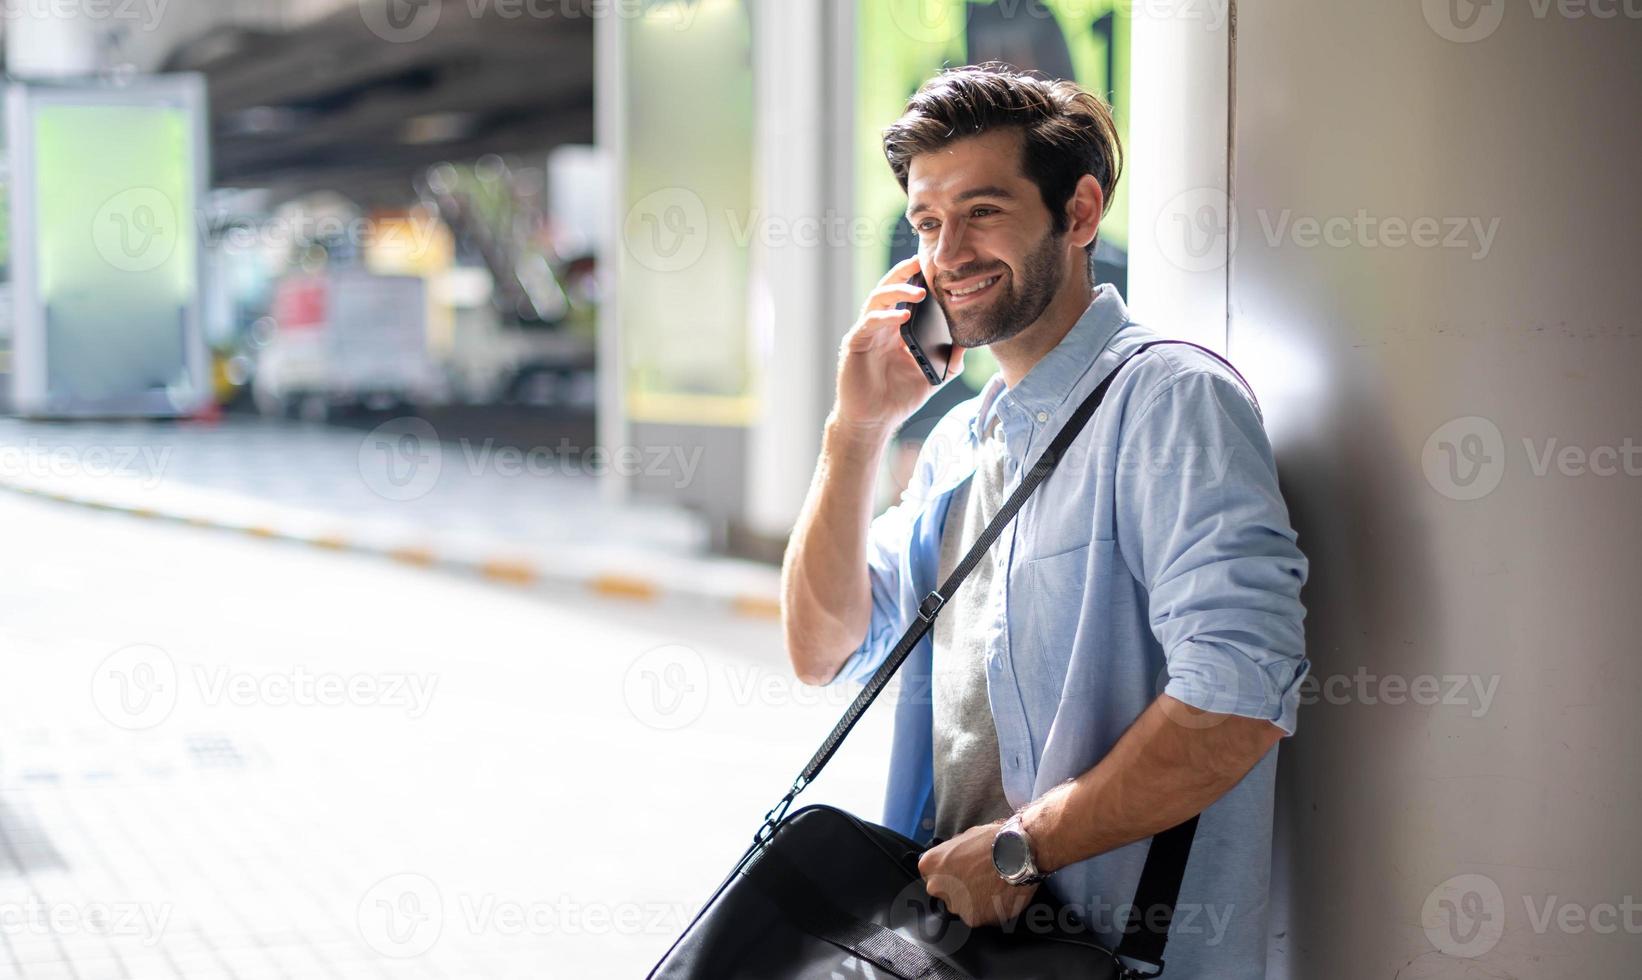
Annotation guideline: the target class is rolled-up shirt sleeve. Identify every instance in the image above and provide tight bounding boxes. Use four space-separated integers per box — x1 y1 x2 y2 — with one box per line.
1113 370 1311 734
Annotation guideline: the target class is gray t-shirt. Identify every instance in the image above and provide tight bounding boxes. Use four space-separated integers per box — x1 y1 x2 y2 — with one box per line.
931 412 1016 840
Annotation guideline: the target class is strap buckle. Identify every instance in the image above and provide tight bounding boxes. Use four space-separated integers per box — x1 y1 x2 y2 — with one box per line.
753 778 806 846
916 590 946 623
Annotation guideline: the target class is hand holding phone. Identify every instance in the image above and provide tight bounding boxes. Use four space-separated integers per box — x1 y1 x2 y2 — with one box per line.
834 257 966 435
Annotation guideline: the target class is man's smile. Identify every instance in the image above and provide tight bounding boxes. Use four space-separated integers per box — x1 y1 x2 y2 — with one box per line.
942 271 1005 308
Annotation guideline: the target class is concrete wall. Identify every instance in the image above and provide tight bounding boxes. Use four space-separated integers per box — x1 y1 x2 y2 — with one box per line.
1227 1 1642 974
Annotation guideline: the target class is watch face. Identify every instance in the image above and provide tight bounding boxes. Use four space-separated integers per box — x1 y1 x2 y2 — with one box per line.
992 830 1029 877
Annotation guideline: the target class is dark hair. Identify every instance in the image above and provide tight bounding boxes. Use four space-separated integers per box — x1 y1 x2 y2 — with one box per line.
882 63 1123 279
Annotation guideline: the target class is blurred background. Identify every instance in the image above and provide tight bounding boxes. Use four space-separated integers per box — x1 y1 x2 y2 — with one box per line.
0 0 1637 977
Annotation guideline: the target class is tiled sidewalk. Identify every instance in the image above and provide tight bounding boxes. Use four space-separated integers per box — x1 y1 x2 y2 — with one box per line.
0 738 570 979
0 489 892 978
0 614 513 980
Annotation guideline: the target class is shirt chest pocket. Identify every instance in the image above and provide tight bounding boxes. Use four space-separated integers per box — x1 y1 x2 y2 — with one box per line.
1013 539 1107 668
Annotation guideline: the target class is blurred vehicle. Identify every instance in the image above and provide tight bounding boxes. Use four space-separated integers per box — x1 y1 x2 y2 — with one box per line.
251 271 443 421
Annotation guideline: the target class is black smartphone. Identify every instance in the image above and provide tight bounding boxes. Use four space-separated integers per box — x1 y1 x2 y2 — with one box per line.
897 271 953 385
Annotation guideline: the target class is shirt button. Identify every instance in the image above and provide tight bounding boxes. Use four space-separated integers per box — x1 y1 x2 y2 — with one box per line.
1036 411 1048 423
922 818 935 830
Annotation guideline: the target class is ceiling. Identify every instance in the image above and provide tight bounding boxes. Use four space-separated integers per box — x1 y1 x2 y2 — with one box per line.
163 0 596 206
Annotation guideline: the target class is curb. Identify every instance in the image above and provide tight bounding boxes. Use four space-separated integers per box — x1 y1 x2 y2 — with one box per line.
1 480 783 621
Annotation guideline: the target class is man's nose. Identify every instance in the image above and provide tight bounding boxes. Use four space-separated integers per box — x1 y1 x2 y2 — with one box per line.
930 218 974 275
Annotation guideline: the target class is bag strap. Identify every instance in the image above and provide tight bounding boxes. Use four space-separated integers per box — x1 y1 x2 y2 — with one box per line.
753 337 1257 973
1114 814 1199 974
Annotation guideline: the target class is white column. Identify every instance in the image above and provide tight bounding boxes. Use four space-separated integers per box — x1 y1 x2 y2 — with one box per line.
593 4 630 505
1125 3 1232 352
741 0 837 538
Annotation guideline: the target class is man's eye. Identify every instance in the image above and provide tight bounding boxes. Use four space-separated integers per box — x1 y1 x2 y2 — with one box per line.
916 220 939 233
972 207 998 218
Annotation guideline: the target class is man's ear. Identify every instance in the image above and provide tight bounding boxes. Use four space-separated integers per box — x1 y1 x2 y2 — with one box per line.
1065 174 1105 250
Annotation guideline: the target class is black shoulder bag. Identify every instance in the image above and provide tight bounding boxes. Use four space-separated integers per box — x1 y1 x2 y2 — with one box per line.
648 340 1259 979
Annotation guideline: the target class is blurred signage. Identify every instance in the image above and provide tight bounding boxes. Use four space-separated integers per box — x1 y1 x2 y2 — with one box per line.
4 75 210 418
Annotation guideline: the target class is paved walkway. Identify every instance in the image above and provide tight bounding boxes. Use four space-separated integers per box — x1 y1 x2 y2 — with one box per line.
0 492 887 977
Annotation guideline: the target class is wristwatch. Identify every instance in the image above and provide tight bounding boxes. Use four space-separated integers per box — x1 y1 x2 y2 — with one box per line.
991 813 1048 886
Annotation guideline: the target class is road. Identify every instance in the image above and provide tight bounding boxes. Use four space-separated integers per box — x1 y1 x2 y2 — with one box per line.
0 491 891 978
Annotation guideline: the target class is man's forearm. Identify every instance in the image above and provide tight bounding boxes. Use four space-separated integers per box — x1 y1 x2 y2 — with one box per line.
781 415 891 684
1020 695 1285 873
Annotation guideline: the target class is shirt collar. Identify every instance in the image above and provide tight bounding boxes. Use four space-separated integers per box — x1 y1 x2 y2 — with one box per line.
966 283 1131 446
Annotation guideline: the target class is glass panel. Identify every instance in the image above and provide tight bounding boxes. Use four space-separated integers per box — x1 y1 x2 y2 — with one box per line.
620 0 756 425
33 103 196 402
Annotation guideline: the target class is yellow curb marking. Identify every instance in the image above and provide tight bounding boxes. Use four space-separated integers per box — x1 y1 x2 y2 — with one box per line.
589 574 659 601
480 558 539 585
1 481 781 618
388 546 438 567
732 595 782 620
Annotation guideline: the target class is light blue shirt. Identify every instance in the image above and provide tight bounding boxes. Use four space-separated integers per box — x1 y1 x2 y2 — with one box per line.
829 284 1310 978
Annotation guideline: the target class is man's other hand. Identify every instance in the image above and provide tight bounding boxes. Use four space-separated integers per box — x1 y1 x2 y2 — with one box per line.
917 820 1039 927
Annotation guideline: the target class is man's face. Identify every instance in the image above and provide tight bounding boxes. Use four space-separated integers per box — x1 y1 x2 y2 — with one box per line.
905 128 1070 349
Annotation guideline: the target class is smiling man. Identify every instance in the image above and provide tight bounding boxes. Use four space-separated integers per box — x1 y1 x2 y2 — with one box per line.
779 64 1310 978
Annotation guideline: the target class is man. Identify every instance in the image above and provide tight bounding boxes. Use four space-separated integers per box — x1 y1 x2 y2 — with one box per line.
779 64 1309 977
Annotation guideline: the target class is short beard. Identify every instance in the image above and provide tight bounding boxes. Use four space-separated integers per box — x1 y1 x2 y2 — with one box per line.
937 228 1066 349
